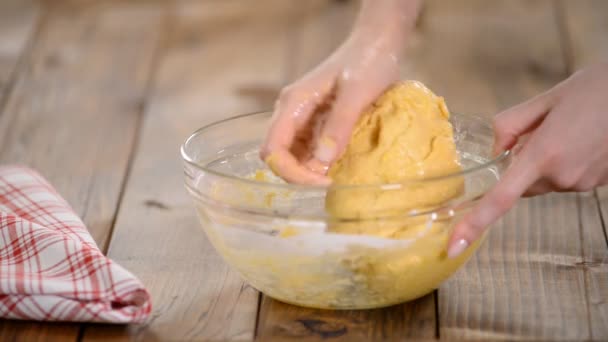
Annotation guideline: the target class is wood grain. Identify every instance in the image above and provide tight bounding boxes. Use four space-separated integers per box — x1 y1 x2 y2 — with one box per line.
0 0 165 248
558 0 608 70
443 193 592 340
0 0 605 340
598 187 608 248
255 1 438 340
578 191 608 340
0 0 164 340
406 0 565 115
558 2 608 339
258 295 436 341
0 321 78 342
0 0 39 101
82 1 293 340
422 0 595 340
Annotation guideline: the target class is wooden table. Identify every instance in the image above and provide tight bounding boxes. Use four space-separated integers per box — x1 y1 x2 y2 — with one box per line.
0 0 607 340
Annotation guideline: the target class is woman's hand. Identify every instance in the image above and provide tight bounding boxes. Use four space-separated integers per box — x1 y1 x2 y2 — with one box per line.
448 62 608 258
260 0 420 185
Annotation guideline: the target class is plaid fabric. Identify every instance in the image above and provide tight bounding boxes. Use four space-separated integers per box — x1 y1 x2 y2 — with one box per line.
0 166 151 323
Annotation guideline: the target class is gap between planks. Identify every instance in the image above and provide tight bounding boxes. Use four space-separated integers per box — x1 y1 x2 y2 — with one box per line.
0 2 45 120
76 1 173 341
0 0 169 341
556 0 608 338
255 0 438 340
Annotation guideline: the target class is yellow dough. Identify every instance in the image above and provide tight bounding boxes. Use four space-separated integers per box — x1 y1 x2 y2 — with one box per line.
271 80 477 308
210 81 481 309
326 80 464 238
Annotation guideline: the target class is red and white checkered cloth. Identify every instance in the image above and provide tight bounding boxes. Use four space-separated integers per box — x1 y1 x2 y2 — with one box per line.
0 165 151 323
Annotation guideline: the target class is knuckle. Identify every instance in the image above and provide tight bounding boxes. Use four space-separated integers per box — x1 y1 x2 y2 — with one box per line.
573 183 593 192
462 214 489 240
278 86 295 101
573 176 596 192
550 170 580 190
338 68 354 81
259 145 271 160
492 115 518 148
279 84 306 101
259 141 277 161
539 147 561 170
489 194 512 213
492 114 512 134
278 84 314 108
466 219 483 236
488 189 518 213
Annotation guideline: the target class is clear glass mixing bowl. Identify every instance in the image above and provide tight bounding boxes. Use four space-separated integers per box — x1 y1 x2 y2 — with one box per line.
181 111 510 309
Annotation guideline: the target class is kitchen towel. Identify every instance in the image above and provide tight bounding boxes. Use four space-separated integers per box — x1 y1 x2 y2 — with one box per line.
0 165 151 323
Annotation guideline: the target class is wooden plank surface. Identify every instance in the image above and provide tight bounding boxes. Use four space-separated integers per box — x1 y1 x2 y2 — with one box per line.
0 0 165 248
0 0 605 341
258 295 436 341
419 0 597 340
253 0 589 340
558 0 608 70
0 321 78 342
560 1 608 339
579 191 608 340
0 0 165 340
0 0 39 101
82 1 292 340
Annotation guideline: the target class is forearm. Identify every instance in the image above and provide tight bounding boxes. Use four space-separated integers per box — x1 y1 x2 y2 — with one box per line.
350 0 421 51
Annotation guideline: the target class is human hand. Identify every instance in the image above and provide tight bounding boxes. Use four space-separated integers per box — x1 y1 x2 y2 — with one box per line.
448 62 608 258
260 0 420 185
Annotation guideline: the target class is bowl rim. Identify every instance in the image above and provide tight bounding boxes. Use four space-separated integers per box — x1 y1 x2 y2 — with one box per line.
180 110 511 191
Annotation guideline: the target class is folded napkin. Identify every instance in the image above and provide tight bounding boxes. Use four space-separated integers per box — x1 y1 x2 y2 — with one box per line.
0 166 151 323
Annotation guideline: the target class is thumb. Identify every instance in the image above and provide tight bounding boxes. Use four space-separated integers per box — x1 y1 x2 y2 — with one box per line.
260 85 331 185
447 146 540 258
493 90 556 155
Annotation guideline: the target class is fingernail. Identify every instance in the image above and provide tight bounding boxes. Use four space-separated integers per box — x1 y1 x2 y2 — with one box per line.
314 136 337 164
447 239 469 259
306 158 330 175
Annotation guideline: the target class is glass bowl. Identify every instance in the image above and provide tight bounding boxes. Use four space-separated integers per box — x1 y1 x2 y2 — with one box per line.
181 111 510 310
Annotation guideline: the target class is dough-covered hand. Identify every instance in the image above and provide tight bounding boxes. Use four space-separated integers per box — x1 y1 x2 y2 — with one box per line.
260 0 420 185
448 62 608 258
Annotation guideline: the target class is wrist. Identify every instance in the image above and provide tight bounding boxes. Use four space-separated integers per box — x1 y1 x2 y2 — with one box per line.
349 0 421 52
